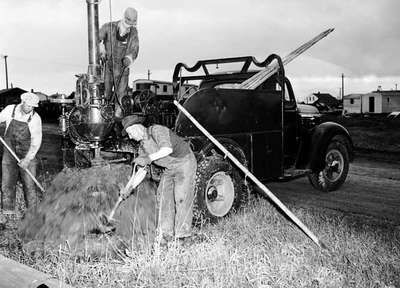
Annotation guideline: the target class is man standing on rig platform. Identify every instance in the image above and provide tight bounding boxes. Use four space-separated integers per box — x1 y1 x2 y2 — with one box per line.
99 7 139 118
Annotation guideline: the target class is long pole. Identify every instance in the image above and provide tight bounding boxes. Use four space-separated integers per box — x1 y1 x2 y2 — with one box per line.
3 55 9 89
239 28 334 90
0 136 45 193
174 100 326 249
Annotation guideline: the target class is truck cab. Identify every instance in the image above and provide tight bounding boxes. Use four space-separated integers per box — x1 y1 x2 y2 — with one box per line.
172 55 353 222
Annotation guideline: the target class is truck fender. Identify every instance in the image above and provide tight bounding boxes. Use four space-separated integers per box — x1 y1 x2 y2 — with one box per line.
307 122 354 171
197 137 248 167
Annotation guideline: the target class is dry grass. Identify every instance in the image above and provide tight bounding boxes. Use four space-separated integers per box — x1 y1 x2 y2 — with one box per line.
321 115 400 153
1 197 399 288
348 127 400 153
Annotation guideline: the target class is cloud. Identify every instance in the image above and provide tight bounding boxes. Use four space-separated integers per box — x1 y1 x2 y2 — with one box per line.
0 0 399 95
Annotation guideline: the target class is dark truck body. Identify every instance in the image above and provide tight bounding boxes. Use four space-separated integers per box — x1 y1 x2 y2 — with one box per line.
172 55 353 182
78 53 353 221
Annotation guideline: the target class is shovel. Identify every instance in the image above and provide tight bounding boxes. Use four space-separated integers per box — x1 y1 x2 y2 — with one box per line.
100 164 147 227
0 136 45 193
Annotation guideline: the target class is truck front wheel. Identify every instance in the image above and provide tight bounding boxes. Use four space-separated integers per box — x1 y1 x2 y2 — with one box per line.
194 155 247 224
308 135 350 192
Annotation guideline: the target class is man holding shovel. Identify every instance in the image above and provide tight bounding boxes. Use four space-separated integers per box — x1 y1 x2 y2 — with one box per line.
122 114 197 246
0 92 42 224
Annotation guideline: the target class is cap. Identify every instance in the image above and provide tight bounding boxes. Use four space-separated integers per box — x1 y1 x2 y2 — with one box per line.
122 113 146 133
21 92 39 107
123 7 137 27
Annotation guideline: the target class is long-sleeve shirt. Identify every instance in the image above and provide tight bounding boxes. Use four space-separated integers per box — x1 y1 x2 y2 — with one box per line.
0 104 42 161
139 125 191 168
99 21 139 65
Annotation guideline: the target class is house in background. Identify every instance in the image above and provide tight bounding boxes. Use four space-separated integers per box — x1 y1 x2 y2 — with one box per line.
31 90 49 102
132 79 198 99
0 87 27 109
304 92 341 112
343 89 400 114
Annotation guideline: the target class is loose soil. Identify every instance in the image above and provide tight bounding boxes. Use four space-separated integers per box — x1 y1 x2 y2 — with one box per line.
18 164 157 256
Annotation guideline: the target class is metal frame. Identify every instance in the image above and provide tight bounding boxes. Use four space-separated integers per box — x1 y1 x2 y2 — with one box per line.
173 53 287 177
172 55 283 94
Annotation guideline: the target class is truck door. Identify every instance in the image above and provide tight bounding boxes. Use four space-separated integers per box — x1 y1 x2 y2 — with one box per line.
282 79 299 167
251 90 283 180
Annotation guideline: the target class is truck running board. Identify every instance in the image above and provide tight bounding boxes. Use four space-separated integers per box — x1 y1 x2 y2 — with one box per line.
279 169 312 182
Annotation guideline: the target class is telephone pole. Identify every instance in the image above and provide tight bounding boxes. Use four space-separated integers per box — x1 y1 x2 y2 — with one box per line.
341 73 344 99
147 69 151 80
3 55 9 89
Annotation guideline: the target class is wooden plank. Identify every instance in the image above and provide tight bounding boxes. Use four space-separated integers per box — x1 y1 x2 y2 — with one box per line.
239 28 334 89
0 254 72 288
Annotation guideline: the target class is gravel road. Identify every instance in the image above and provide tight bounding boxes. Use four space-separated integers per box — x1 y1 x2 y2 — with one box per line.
268 156 400 224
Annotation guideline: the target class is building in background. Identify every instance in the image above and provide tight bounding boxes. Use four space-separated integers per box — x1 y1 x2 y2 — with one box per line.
0 87 27 109
132 79 197 100
304 92 342 113
32 90 49 102
343 89 400 114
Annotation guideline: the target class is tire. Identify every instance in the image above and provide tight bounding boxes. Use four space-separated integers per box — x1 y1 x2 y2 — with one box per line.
200 138 252 194
193 155 248 224
308 135 350 192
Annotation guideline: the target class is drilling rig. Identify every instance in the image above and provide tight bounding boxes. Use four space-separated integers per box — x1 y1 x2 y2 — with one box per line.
64 0 115 165
55 0 177 167
39 0 351 246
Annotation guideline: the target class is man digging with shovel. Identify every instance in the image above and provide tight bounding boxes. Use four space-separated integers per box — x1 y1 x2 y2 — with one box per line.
122 114 197 247
0 92 42 228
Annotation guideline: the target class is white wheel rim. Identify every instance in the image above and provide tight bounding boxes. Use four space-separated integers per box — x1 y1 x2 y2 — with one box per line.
323 148 344 182
205 171 235 217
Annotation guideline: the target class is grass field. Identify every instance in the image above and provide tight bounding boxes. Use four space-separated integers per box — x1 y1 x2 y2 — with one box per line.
1 120 399 287
321 115 400 154
1 197 399 288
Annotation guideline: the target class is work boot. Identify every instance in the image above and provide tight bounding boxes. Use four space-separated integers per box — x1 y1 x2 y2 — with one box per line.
175 236 194 248
0 213 7 231
157 234 173 248
1 210 17 229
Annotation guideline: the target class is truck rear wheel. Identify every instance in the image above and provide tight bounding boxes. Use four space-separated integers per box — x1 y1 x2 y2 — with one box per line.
308 135 350 192
194 155 247 224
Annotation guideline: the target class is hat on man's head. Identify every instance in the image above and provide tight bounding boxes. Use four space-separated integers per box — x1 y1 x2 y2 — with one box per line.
21 92 39 107
122 113 146 132
123 7 137 27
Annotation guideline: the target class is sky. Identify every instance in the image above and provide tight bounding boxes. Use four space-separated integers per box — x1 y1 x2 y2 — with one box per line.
0 0 399 101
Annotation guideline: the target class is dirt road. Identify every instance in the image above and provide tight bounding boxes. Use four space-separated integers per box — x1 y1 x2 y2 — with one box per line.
267 156 400 224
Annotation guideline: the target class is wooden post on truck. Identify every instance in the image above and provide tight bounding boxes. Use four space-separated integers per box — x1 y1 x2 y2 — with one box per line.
239 28 334 90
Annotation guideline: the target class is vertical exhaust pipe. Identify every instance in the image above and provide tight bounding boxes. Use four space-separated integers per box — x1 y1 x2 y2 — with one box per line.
66 0 114 165
86 0 101 83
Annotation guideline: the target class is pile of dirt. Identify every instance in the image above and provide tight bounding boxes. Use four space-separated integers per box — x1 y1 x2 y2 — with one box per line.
18 164 157 256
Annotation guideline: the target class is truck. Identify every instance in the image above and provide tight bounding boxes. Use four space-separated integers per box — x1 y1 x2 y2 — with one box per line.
59 0 353 224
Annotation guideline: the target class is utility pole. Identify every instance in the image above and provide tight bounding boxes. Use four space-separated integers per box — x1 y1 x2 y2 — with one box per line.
147 69 151 80
341 73 344 99
396 83 398 91
3 55 9 89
